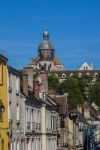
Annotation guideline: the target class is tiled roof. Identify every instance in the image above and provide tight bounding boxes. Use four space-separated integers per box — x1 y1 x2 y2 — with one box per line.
53 56 63 65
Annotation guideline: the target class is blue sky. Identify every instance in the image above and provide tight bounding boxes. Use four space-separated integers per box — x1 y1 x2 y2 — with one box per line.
0 0 100 70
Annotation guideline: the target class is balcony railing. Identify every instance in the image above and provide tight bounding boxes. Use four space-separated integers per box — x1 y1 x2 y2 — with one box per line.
35 123 41 131
26 122 41 132
32 122 35 132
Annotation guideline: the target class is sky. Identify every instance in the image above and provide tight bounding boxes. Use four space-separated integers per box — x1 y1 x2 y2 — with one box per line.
0 0 100 70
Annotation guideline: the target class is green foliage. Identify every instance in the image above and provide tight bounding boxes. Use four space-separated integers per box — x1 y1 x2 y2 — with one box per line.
33 73 38 79
57 76 85 109
48 74 59 91
90 80 100 106
48 73 100 109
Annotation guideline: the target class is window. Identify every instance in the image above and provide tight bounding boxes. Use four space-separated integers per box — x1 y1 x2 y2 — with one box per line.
0 107 3 121
16 77 19 91
14 140 16 150
62 73 66 78
16 77 19 96
1 139 4 150
16 104 19 121
0 62 3 85
8 102 12 120
0 100 4 121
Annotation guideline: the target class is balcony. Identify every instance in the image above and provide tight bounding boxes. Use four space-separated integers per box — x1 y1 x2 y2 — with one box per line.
26 122 41 133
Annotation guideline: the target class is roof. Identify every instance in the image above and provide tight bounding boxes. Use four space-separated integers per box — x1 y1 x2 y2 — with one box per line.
38 31 54 51
53 56 63 65
8 66 20 76
0 54 8 61
38 40 54 51
52 95 67 114
46 95 58 110
76 110 90 125
83 103 100 121
32 57 39 65
50 70 100 78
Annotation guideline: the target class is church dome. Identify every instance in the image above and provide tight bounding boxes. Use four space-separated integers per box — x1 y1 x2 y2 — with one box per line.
38 31 54 51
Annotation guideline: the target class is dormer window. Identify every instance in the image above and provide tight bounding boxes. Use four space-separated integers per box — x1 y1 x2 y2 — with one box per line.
62 73 66 78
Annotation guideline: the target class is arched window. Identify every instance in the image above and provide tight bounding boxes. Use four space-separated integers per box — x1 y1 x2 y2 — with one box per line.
1 139 4 150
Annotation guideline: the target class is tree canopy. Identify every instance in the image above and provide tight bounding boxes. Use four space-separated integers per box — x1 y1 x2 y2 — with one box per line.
90 74 100 106
48 75 85 109
48 73 100 109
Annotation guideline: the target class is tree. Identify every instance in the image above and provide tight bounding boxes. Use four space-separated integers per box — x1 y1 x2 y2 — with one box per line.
57 76 85 109
90 81 100 106
48 74 59 91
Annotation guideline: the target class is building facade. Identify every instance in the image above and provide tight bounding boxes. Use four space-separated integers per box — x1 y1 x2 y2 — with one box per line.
0 54 8 150
20 72 58 150
8 66 22 150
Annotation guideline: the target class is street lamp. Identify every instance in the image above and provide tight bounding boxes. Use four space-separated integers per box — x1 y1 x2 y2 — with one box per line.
69 110 78 147
69 111 78 120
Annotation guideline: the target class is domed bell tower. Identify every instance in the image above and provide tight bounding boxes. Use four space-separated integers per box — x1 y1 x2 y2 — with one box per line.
38 31 55 61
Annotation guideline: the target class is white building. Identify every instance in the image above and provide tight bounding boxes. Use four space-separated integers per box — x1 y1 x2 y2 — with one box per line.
8 66 22 150
79 62 93 70
20 73 58 150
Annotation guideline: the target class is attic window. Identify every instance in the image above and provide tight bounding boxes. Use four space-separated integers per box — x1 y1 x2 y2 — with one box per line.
62 73 66 78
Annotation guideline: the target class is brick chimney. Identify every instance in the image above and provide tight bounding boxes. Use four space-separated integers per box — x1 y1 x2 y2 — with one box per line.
33 72 48 97
39 72 48 93
21 74 28 96
33 78 40 97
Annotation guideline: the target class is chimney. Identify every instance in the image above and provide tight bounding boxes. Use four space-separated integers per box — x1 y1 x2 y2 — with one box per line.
33 72 48 98
39 72 48 94
33 78 40 97
21 74 28 96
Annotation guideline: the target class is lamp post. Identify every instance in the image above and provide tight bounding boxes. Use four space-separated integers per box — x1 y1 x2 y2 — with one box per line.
69 111 78 147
